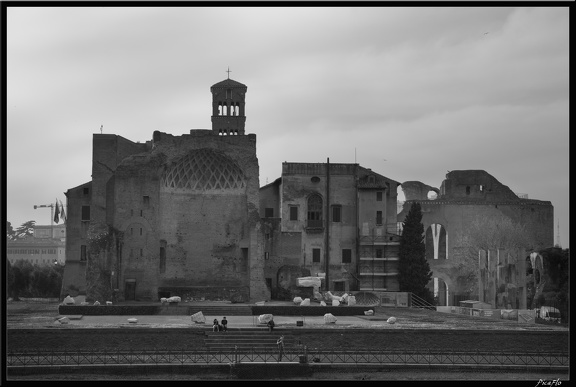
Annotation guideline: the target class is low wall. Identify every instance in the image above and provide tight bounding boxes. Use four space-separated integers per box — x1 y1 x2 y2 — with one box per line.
59 305 161 315
436 306 536 324
157 286 249 303
251 306 374 316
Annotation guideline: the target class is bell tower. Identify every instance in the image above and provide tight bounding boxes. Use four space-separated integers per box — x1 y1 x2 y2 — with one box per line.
211 70 247 135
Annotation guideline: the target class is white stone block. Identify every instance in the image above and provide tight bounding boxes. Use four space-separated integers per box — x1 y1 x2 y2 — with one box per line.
106 301 112 306
191 311 206 323
93 301 100 306
258 314 273 324
387 317 397 324
127 318 138 324
293 297 303 305
320 301 327 307
347 296 356 306
324 313 337 324
364 310 374 316
300 298 311 306
58 316 70 324
332 299 340 307
63 296 75 305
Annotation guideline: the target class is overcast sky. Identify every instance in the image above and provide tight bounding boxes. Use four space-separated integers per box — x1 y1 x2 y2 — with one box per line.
6 6 569 248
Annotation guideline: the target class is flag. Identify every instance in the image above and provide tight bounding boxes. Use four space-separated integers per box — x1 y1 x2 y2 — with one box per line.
54 199 60 223
59 200 67 223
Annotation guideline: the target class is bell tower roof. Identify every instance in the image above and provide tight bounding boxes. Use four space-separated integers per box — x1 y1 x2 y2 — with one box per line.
210 78 247 90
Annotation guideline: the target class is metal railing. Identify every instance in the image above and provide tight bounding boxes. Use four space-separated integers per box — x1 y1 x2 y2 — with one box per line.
410 293 436 310
7 348 568 368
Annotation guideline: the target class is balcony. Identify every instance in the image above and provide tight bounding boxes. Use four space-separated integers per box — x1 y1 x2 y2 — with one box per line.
305 219 324 233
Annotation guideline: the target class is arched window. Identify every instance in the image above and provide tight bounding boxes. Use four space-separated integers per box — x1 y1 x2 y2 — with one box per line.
307 194 323 228
426 223 447 260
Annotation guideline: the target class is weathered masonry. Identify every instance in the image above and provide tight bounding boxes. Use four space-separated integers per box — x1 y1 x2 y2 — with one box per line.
259 162 401 297
398 170 553 308
63 78 269 303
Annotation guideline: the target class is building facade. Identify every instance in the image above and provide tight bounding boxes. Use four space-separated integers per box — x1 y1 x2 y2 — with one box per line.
398 170 554 308
259 162 401 297
6 224 66 266
62 78 268 303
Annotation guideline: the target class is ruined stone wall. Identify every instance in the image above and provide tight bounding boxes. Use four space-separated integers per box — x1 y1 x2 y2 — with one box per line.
103 131 268 301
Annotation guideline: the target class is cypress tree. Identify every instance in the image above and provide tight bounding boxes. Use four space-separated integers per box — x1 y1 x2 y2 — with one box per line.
398 202 433 303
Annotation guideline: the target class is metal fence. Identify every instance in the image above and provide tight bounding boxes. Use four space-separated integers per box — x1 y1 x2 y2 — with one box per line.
7 348 569 369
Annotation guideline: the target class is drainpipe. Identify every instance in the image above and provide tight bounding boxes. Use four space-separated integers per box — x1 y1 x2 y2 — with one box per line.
325 158 330 291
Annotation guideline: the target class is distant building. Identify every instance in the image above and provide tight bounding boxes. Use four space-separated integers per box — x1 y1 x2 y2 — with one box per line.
6 224 66 265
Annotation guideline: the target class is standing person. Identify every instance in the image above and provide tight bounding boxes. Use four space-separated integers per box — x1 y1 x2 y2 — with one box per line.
221 317 228 332
267 318 275 332
213 318 219 332
276 335 284 362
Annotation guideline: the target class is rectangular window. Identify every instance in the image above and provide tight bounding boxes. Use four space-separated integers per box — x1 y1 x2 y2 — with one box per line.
81 205 91 221
140 249 143 257
312 248 321 263
376 191 383 201
140 228 143 236
376 211 383 226
376 249 383 258
83 187 89 196
265 208 274 218
342 249 352 263
332 205 341 222
289 206 298 221
80 245 87 261
143 195 150 206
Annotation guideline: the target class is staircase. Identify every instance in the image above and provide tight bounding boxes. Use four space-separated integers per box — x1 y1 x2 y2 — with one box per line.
204 330 296 351
189 304 253 316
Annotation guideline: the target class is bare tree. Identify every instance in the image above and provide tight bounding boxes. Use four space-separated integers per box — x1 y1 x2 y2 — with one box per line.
452 215 530 294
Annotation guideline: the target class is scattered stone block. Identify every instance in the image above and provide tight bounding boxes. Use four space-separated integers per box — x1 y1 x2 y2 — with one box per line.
320 301 327 307
387 317 397 324
58 316 70 324
80 301 89 306
258 314 273 324
324 313 337 324
160 298 167 304
167 296 181 303
364 310 374 316
332 299 340 307
127 318 138 324
191 311 206 324
300 298 311 306
93 301 100 306
106 301 112 306
63 295 75 305
255 301 265 306
341 293 349 302
347 296 356 306
293 297 303 305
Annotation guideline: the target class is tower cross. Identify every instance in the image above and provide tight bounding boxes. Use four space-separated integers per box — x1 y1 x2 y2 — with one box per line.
226 67 231 79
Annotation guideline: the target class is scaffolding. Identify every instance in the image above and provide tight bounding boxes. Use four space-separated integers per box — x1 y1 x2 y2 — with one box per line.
358 231 400 291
